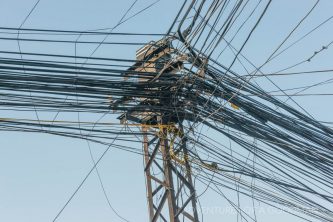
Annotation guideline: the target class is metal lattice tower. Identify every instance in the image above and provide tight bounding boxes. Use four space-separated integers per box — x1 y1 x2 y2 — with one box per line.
116 39 200 222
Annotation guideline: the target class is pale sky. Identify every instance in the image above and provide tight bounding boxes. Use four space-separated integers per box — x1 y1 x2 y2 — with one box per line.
0 1 333 222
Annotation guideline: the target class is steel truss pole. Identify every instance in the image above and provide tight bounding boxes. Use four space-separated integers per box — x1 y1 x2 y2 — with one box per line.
117 38 201 222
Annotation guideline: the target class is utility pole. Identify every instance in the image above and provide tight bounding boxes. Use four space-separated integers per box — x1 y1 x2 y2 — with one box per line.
116 39 200 222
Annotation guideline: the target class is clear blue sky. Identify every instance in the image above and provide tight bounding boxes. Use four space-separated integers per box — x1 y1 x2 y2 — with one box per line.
0 0 332 222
